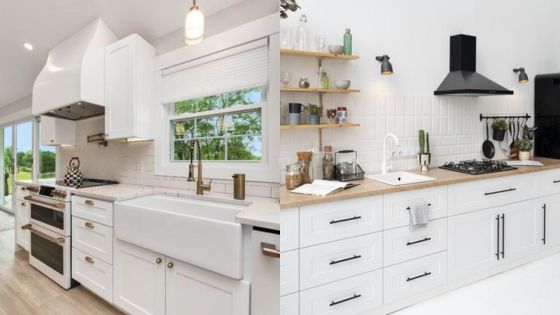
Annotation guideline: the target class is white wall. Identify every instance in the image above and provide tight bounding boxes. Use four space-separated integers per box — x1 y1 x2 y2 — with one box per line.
0 96 32 125
280 0 560 175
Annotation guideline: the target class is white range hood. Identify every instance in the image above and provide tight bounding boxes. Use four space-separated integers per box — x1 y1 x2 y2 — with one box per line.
32 18 117 120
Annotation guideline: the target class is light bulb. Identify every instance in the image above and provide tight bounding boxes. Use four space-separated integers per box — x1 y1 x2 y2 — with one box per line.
184 3 205 45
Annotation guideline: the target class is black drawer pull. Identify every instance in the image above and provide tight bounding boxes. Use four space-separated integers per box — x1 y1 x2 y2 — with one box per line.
406 237 432 246
484 188 516 196
329 294 362 307
406 271 432 282
330 255 362 265
330 216 362 224
553 180 560 184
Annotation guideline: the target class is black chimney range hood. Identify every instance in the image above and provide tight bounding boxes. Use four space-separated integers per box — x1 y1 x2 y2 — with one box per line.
434 34 513 96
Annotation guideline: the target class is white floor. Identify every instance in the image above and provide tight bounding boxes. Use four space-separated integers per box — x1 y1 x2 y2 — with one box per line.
394 253 560 315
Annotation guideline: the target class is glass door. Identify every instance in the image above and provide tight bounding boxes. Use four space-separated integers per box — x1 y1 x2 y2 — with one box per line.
2 126 13 209
16 121 33 182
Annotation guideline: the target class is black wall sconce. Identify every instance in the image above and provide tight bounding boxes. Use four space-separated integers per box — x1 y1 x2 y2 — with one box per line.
375 55 393 75
513 68 529 83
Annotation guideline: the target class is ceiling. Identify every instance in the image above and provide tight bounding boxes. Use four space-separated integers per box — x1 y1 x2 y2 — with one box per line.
0 0 244 108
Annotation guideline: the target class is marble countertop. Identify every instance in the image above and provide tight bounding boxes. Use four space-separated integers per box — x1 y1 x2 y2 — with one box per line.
281 157 560 209
14 180 279 230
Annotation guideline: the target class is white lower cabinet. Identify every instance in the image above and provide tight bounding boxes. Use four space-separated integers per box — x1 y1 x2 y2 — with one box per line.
114 240 249 315
15 199 30 251
281 249 299 296
251 229 280 315
299 270 382 315
542 194 560 246
280 293 299 315
502 200 542 262
73 248 113 303
383 251 447 305
114 240 166 315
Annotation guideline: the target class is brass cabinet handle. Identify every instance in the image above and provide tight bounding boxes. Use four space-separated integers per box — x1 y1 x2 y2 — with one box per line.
261 242 280 258
84 222 95 229
85 200 95 206
85 256 94 264
24 196 65 210
156 257 162 264
167 262 174 269
21 224 65 246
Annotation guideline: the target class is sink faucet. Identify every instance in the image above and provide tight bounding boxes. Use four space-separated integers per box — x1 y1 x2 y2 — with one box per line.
188 140 212 195
382 133 400 174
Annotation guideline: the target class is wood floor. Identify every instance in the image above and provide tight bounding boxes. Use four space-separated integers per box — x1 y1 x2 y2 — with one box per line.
0 228 123 315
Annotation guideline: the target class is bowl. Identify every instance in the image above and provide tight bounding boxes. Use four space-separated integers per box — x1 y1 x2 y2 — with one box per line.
328 45 344 55
334 80 351 89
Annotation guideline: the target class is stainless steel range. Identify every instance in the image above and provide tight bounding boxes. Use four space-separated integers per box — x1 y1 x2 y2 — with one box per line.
440 159 517 175
23 179 117 289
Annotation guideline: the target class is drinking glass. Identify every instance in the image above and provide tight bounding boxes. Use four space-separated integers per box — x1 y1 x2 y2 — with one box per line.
281 30 294 49
281 71 292 87
315 35 327 52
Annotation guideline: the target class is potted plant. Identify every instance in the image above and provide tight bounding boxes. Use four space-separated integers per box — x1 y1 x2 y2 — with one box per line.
516 138 533 161
304 103 323 125
491 119 508 141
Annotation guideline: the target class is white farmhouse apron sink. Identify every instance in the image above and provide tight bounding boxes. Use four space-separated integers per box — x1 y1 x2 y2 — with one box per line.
114 194 248 279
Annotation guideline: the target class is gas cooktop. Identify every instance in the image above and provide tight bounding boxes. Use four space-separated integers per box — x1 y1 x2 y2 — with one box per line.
55 178 119 189
440 159 517 175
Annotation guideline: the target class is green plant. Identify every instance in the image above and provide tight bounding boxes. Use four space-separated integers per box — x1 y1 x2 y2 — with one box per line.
418 129 426 154
516 138 533 152
304 103 323 116
492 119 508 131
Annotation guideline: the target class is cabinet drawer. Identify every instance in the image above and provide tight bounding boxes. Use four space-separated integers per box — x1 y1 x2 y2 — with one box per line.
72 196 114 226
281 249 299 296
383 251 447 305
383 218 447 266
281 293 299 315
300 270 382 315
383 186 447 229
72 248 113 303
300 232 382 290
300 196 382 247
536 169 560 196
72 216 113 264
281 207 299 252
15 185 30 200
448 174 537 216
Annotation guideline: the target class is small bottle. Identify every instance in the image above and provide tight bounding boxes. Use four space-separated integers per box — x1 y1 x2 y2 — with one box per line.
320 68 330 89
322 146 335 180
343 28 352 55
296 15 309 51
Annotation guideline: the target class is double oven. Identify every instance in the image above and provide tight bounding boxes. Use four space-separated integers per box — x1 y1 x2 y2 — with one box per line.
24 185 73 289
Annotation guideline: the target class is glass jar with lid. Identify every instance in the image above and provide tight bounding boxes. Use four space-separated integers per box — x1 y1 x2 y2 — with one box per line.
285 163 303 190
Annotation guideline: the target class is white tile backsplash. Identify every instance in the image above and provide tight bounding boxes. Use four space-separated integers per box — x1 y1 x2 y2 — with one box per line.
280 94 534 178
59 117 278 199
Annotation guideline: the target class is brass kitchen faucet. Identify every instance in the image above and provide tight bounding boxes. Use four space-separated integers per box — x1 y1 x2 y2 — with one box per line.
187 140 212 195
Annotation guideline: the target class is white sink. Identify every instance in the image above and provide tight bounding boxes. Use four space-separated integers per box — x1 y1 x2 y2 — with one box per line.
114 194 248 279
367 171 436 186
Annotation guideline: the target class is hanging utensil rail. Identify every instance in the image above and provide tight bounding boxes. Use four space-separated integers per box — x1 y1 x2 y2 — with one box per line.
479 113 531 121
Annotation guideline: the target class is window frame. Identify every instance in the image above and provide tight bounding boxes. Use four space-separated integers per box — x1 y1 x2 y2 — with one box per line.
153 15 279 182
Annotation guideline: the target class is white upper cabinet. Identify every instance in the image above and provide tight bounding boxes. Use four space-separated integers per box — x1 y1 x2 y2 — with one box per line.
40 116 76 146
105 34 155 140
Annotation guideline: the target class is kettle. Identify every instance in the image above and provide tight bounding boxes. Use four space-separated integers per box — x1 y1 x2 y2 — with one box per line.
64 157 84 187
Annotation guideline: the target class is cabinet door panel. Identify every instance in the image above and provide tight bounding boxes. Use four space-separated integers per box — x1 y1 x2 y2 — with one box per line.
502 200 542 262
15 200 30 251
113 240 165 315
252 230 280 315
166 260 249 315
543 195 560 246
448 208 499 282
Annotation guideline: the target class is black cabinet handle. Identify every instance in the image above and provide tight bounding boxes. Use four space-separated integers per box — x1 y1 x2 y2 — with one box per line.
543 204 547 244
406 271 432 282
501 214 505 259
330 216 362 224
553 180 560 184
330 255 362 265
329 294 362 307
496 215 500 260
406 237 432 246
484 188 516 196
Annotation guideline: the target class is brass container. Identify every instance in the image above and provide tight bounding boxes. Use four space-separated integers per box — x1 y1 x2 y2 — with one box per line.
232 174 246 200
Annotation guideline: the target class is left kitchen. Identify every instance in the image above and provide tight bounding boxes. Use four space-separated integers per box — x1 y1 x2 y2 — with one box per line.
0 1 280 314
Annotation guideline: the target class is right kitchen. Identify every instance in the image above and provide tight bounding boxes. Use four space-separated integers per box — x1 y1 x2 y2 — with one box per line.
278 0 560 314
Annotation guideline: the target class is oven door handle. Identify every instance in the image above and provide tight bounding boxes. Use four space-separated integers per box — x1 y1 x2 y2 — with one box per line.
21 224 65 246
24 196 66 211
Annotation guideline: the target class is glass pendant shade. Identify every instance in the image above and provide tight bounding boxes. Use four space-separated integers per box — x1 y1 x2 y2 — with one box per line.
184 2 205 45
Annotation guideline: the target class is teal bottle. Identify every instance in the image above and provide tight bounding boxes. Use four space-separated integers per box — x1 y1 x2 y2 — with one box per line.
343 28 352 55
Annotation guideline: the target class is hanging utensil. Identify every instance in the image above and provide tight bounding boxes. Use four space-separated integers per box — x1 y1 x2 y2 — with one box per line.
482 120 495 159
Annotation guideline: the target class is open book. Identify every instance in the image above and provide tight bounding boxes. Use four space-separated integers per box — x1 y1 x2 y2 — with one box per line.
290 180 358 197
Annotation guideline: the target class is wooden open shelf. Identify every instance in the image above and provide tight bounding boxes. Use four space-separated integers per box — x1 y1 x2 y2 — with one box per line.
280 123 360 130
281 87 360 94
281 49 360 61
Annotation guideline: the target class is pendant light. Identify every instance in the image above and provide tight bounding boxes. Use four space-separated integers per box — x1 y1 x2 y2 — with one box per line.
184 0 205 45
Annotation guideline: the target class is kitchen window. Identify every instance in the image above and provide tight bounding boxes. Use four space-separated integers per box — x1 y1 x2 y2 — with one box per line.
170 86 265 162
154 25 280 182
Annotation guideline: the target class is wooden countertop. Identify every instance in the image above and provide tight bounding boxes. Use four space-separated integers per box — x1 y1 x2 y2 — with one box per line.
280 157 560 209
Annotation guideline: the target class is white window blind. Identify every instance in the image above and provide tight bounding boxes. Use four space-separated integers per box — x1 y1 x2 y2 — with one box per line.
162 39 268 104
